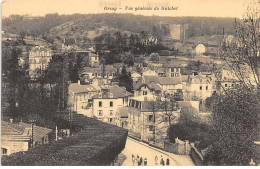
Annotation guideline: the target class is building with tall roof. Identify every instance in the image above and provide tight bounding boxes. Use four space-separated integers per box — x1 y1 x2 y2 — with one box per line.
92 86 132 124
68 82 99 114
29 46 52 79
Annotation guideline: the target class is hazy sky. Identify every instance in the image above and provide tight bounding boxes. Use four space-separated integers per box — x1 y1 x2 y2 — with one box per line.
2 0 260 18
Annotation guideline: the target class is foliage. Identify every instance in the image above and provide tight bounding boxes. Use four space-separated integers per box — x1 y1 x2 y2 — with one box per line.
118 66 133 93
1 115 128 166
205 87 260 165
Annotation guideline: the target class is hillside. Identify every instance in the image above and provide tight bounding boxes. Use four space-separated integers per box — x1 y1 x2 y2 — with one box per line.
3 13 236 40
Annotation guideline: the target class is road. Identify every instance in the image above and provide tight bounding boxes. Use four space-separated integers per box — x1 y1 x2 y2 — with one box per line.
119 137 178 166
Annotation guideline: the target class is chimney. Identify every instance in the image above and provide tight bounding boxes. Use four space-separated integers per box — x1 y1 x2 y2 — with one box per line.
10 119 13 123
78 80 81 84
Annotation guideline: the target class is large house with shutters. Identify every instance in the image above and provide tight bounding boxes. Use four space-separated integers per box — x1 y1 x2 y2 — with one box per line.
29 46 52 79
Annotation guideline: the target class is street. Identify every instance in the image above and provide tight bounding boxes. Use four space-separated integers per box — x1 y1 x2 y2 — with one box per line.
119 137 178 166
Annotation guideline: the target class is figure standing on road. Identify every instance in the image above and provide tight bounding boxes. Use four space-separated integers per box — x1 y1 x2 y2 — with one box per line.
155 155 158 165
132 154 135 165
166 158 170 166
140 157 143 166
144 157 147 166
160 156 165 166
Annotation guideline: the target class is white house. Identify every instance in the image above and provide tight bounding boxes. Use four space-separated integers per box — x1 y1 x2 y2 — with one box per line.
68 82 99 114
158 77 183 95
195 44 206 55
185 73 214 101
92 86 132 124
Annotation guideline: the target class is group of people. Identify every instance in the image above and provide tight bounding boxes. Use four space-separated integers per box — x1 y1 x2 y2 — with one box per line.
131 154 170 166
155 155 170 166
132 154 148 166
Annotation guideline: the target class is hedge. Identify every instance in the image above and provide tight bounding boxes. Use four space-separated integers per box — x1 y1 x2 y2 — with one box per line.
1 114 128 166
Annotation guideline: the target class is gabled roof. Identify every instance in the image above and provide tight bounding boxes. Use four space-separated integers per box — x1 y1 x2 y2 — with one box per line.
19 122 52 143
159 77 182 85
143 76 160 84
1 121 24 135
1 121 52 143
134 82 162 91
92 86 132 99
69 83 98 94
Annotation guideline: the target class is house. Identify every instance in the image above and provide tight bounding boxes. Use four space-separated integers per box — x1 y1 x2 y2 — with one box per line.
185 73 214 102
88 52 99 67
1 120 52 156
29 46 52 79
195 44 206 55
158 77 183 95
68 82 99 114
165 64 182 78
81 65 118 83
92 86 132 124
127 95 180 143
115 107 129 129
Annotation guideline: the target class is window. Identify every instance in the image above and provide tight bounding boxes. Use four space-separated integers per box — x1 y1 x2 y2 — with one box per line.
171 68 174 72
225 84 228 87
175 73 179 77
232 84 234 87
143 91 147 95
2 148 7 155
148 115 153 122
98 110 103 116
110 101 113 107
99 101 102 107
110 110 113 116
206 86 208 90
200 86 202 90
149 125 154 131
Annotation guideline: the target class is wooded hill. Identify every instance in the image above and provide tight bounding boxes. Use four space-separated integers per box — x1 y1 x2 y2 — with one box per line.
3 13 235 40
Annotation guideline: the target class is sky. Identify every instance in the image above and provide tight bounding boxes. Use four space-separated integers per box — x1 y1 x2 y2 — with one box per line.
1 0 260 18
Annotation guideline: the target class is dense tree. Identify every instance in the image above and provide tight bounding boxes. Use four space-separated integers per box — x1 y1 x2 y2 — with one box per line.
118 66 133 93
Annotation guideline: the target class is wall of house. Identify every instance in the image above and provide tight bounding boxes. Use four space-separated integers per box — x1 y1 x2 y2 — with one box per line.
93 98 123 124
161 84 183 95
187 83 213 100
1 140 29 156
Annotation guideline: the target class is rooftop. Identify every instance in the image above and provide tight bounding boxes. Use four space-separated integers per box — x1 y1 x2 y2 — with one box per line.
69 83 98 94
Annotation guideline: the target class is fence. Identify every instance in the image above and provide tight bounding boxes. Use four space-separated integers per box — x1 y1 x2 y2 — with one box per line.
164 138 190 155
190 143 204 166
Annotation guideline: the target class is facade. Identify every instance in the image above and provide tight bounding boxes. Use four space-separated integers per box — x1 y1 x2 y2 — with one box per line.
159 77 183 95
185 74 214 101
68 82 99 114
1 121 52 156
92 86 132 124
134 81 162 97
127 95 180 143
165 65 182 78
88 52 99 67
29 46 52 79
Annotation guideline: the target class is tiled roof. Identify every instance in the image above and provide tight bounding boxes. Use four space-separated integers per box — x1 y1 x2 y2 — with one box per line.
92 86 132 99
159 77 182 85
1 121 24 135
69 83 97 94
134 82 162 91
31 46 51 53
1 121 52 143
143 76 160 84
81 66 117 74
19 122 52 143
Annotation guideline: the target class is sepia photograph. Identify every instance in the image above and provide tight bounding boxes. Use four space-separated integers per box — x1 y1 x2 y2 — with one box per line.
1 0 260 166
